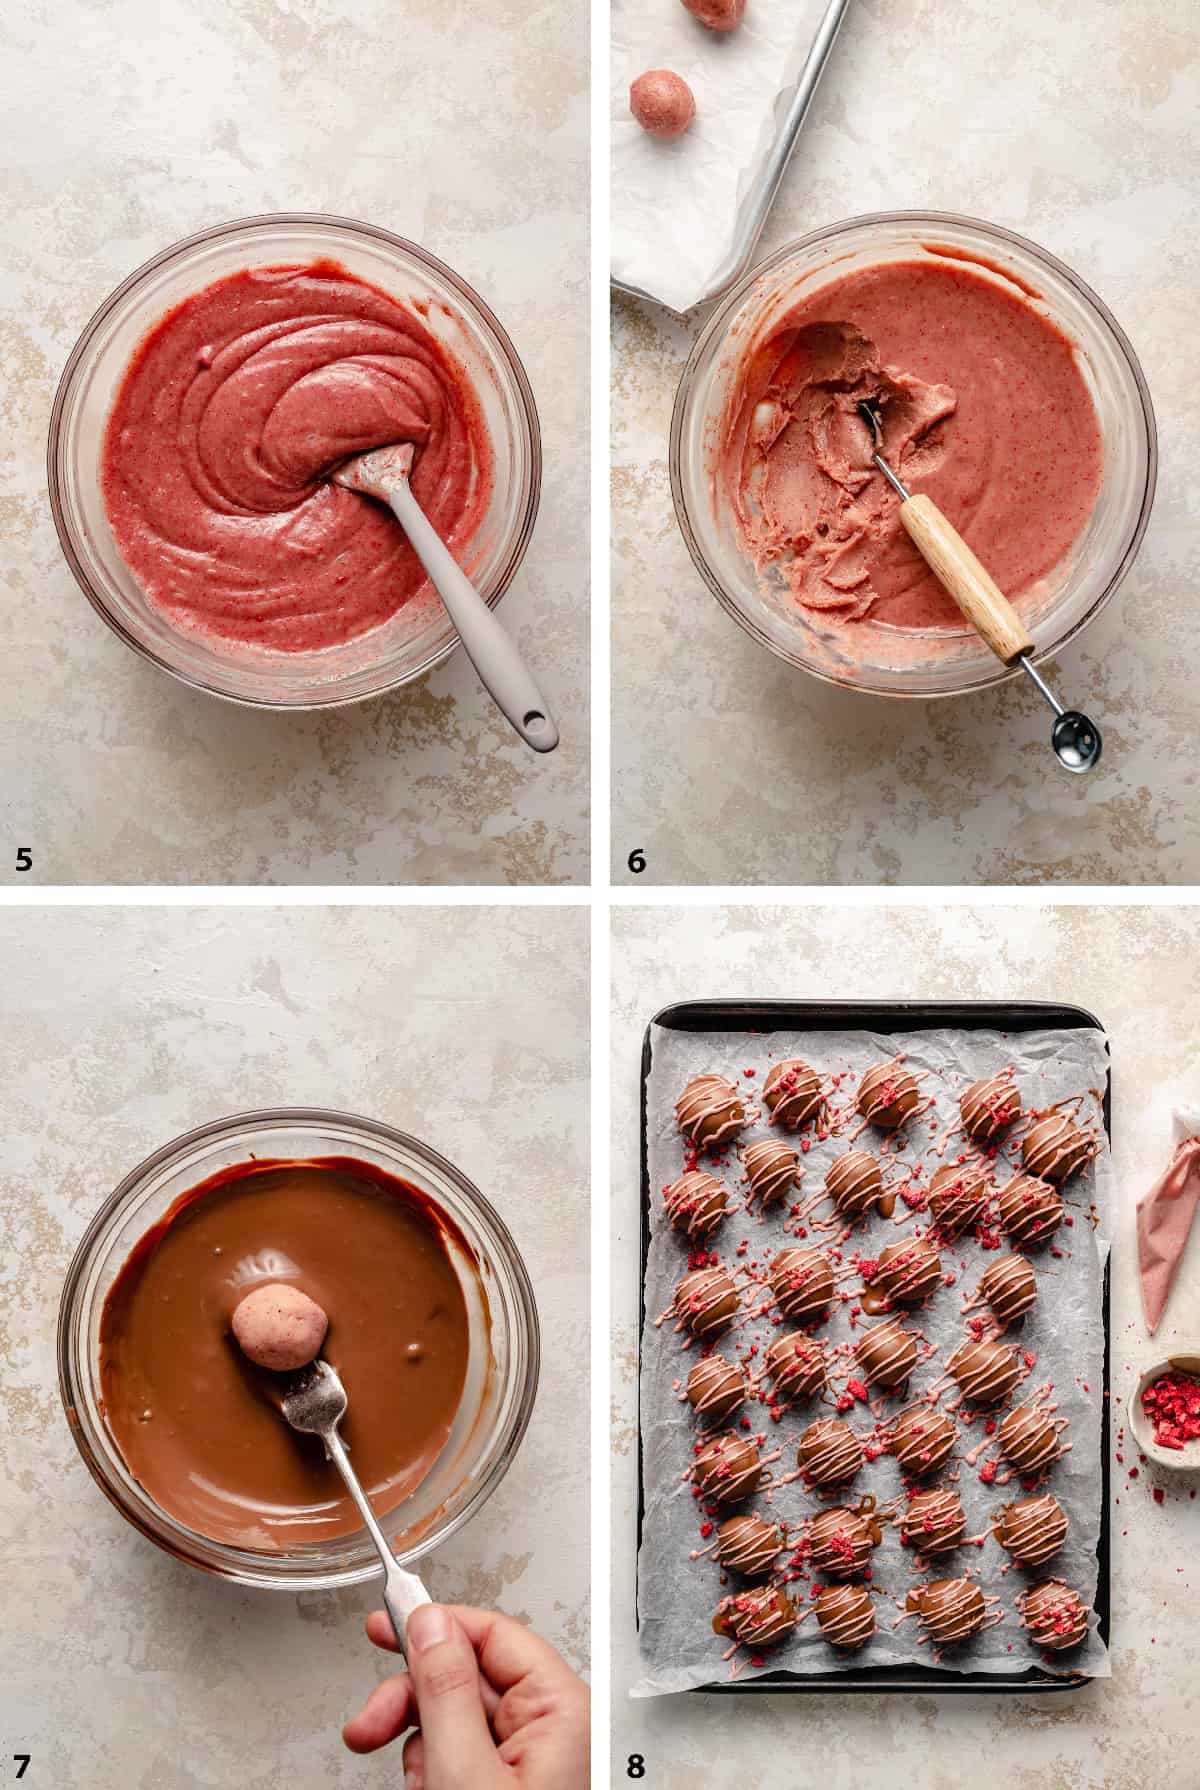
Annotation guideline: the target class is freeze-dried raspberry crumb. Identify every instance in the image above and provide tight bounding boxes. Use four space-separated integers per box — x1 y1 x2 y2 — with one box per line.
1141 1368 1200 1451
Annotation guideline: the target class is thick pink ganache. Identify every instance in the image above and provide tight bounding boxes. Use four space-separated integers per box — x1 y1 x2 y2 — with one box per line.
102 260 493 652
718 253 1102 631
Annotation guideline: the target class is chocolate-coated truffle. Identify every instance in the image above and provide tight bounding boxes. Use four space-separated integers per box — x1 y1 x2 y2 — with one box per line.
714 1585 797 1647
856 1060 921 1130
693 1431 762 1504
927 1160 990 1235
764 1331 826 1403
630 68 695 139
808 1503 881 1578
686 1353 745 1423
673 1265 739 1337
977 1254 1038 1325
999 1402 1065 1475
716 1513 783 1577
871 1236 942 1308
664 1169 727 1240
763 1058 825 1130
675 1074 746 1150
900 1488 966 1555
681 0 745 29
742 1138 800 1210
888 1406 957 1477
905 1577 990 1645
825 1150 885 1219
947 1337 1021 1407
1021 1112 1095 1184
813 1582 875 1650
1019 1579 1089 1651
797 1417 862 1486
997 1174 1064 1249
770 1247 834 1323
959 1071 1020 1142
231 1282 328 1372
854 1317 919 1389
993 1493 1068 1567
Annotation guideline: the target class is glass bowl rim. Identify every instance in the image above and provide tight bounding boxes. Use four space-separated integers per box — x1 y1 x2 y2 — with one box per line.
669 208 1158 700
56 1104 542 1590
46 211 543 711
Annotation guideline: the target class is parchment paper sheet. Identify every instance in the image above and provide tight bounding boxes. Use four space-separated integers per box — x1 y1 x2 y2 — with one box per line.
635 1022 1113 1694
611 0 833 313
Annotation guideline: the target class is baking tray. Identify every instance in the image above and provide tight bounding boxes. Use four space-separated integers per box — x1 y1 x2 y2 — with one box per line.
637 999 1112 1694
611 0 852 313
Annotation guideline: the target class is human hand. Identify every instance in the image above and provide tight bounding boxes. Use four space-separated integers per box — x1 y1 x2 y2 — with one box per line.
343 1602 590 1789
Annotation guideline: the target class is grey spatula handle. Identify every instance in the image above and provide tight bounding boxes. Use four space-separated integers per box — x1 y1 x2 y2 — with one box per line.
386 476 559 753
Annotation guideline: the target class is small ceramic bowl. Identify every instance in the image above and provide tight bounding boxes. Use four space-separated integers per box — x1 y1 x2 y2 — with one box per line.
1128 1351 1200 1470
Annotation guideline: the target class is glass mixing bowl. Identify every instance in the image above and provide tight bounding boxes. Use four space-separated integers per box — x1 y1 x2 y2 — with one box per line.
48 214 541 708
58 1109 539 1591
671 211 1157 697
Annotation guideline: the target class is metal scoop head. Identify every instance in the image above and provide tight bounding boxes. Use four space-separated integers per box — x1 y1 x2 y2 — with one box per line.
1018 658 1104 772
857 396 885 454
1050 710 1103 773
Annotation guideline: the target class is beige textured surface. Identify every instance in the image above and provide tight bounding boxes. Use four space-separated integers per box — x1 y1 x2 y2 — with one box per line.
611 903 1200 1787
0 905 589 1784
3 0 588 886
611 0 1199 885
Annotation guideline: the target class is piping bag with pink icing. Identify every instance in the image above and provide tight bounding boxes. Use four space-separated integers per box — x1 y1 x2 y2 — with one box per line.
1137 1109 1200 1333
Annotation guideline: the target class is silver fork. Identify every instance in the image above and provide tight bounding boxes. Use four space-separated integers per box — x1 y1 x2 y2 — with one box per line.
281 1358 431 1662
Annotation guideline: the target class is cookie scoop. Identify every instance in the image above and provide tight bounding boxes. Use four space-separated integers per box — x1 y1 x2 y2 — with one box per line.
857 399 1101 773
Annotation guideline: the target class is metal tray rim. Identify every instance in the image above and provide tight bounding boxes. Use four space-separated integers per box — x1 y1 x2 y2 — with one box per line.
611 0 851 318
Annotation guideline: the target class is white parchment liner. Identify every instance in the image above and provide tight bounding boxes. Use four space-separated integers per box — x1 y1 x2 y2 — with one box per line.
611 0 835 313
634 1022 1112 1693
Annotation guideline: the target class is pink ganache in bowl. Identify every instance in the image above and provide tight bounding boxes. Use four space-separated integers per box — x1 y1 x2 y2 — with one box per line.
671 212 1156 699
49 214 541 709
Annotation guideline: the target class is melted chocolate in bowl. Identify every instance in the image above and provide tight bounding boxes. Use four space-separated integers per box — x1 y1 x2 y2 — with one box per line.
98 1157 474 1550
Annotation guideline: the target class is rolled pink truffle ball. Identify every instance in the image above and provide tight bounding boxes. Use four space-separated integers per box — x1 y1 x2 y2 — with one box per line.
231 1282 328 1372
682 0 745 29
630 69 696 139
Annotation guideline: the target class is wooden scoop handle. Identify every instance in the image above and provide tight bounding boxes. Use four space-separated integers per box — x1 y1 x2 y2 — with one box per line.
899 491 1034 665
